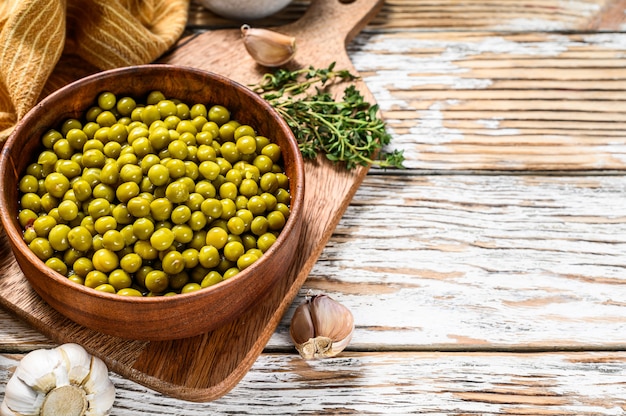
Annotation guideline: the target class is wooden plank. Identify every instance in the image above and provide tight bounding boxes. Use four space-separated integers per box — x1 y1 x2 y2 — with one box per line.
348 31 626 170
187 0 626 31
2 351 625 414
1 173 625 351
266 173 626 350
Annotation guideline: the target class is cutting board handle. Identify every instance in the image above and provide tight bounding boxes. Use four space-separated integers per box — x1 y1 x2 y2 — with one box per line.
286 0 384 44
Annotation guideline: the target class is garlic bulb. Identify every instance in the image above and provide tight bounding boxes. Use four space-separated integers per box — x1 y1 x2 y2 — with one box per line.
289 294 354 359
241 25 296 67
1 343 115 416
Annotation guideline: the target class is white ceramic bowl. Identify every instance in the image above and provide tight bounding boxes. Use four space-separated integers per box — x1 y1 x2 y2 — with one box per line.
199 0 293 20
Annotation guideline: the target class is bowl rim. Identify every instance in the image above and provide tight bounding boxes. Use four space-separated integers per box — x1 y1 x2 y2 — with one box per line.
0 63 305 306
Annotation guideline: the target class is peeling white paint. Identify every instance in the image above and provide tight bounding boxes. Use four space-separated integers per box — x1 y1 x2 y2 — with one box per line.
493 18 569 31
476 118 521 136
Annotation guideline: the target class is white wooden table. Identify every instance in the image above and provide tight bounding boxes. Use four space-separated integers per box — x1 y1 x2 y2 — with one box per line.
2 1 626 413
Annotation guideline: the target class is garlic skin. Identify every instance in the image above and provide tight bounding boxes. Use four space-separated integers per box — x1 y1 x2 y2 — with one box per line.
290 294 354 359
241 25 296 67
1 343 115 416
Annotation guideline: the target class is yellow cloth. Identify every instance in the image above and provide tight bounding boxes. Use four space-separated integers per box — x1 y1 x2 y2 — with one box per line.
0 0 189 143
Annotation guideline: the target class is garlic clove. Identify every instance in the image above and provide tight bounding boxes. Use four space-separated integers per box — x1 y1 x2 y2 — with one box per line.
289 298 315 345
241 25 296 67
3 375 46 415
1 343 115 416
289 294 355 360
57 343 91 386
82 356 116 415
309 294 354 342
13 348 62 393
0 400 18 416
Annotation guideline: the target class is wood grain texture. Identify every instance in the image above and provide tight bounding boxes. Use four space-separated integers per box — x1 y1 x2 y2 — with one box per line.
347 30 626 171
0 0 384 403
2 351 625 415
2 0 626 412
269 173 626 350
188 0 626 31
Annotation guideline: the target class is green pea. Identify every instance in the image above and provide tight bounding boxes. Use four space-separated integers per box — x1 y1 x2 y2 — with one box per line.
28 237 54 261
61 118 82 136
116 182 140 203
161 250 185 275
102 229 125 251
20 193 41 212
145 270 169 293
42 129 63 148
119 164 143 183
120 252 142 273
267 210 286 230
96 110 117 127
165 180 189 204
86 198 110 219
45 257 68 275
181 248 199 268
237 252 259 270
150 228 175 251
220 199 237 220
181 283 201 294
247 195 267 216
117 288 143 296
97 91 117 110
132 217 155 240
108 269 132 291
223 241 245 262
44 172 70 199
223 267 239 279
170 272 190 290
201 270 223 288
71 257 94 278
198 245 220 268
261 193 278 211
134 240 158 260
94 284 116 294
39 193 59 212
116 96 136 116
241 234 257 251
71 179 92 202
141 104 161 126
92 248 119 272
66 128 88 150
18 209 38 228
48 224 71 251
257 232 277 252
66 226 92 252
176 102 191 120
171 205 192 224
227 216 246 236
236 135 257 155
250 216 269 236
82 149 105 168
239 178 259 198
33 215 57 237
205 226 228 249
85 270 109 289
55 160 82 178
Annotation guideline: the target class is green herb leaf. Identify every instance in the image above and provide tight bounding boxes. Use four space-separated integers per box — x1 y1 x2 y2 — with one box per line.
251 63 405 170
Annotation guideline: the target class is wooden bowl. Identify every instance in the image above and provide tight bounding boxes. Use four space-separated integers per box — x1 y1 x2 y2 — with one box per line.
0 64 304 341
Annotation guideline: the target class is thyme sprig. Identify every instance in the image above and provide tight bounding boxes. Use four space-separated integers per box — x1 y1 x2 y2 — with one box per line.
251 63 404 170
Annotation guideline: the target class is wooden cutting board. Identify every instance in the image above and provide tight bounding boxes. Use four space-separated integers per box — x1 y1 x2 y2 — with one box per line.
0 0 382 402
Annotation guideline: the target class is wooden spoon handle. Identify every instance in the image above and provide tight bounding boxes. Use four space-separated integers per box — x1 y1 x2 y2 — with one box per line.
285 0 384 44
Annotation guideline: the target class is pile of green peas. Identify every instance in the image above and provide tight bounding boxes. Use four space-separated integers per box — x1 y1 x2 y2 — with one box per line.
17 90 291 297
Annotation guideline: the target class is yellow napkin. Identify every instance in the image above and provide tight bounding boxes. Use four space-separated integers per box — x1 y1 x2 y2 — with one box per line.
0 0 189 143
